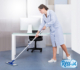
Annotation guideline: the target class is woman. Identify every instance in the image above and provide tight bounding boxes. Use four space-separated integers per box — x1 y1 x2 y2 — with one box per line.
35 4 71 63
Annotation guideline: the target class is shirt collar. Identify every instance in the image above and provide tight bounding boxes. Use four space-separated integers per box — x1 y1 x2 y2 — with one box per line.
47 10 49 17
43 10 49 17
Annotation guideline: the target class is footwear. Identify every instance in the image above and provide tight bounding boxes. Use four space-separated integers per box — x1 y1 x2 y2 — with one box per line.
67 55 71 60
48 58 57 63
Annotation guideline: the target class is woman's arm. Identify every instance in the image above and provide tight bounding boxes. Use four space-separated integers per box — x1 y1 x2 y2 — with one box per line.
45 10 56 27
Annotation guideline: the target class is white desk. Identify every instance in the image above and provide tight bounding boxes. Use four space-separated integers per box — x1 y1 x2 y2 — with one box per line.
11 33 71 60
11 33 50 60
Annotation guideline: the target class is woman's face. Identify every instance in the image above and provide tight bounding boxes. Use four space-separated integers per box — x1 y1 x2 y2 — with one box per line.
38 8 45 14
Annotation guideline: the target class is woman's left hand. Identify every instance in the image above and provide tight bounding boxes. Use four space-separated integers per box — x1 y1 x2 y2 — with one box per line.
42 26 46 30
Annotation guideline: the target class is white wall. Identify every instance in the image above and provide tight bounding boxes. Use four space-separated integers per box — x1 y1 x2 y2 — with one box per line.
27 0 46 17
55 0 67 4
0 0 27 19
0 0 27 51
71 0 80 54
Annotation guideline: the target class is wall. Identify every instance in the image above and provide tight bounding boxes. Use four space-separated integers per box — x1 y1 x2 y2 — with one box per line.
67 0 71 4
0 0 27 51
71 0 80 54
48 0 54 5
55 0 67 4
27 0 46 17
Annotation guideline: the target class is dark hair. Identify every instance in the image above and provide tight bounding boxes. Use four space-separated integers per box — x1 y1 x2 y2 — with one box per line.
38 4 48 10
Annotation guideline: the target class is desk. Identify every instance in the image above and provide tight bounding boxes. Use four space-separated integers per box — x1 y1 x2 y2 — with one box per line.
11 33 50 60
11 33 71 60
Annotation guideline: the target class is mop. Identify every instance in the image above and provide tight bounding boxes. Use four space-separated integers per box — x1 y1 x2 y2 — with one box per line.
6 28 45 66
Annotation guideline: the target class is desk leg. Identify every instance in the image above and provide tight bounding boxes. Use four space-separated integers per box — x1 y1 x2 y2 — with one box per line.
63 35 66 59
57 46 59 54
11 35 16 60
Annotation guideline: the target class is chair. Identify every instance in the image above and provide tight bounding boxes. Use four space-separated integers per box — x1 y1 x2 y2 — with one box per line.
27 30 43 53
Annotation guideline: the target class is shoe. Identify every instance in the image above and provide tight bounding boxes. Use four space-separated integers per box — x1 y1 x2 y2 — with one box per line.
48 58 57 63
67 55 71 60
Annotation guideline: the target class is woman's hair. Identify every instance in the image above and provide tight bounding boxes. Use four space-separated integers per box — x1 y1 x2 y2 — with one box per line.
38 4 48 10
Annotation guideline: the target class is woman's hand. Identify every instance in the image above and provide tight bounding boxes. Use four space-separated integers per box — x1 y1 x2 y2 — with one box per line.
35 26 46 38
42 26 46 30
35 31 39 38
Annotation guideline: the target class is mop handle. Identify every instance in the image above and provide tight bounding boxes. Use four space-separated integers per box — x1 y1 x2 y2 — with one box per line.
26 29 44 45
14 29 44 60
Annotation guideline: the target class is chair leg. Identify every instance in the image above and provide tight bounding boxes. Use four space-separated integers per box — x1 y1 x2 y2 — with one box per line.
27 40 42 52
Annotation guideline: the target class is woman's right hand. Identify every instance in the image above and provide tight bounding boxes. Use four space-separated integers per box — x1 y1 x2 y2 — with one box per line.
35 31 39 38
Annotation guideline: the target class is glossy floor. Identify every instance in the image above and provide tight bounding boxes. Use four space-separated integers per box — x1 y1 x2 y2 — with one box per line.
0 46 80 70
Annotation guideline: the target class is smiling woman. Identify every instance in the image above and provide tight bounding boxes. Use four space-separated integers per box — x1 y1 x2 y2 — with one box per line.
38 4 49 17
35 4 72 63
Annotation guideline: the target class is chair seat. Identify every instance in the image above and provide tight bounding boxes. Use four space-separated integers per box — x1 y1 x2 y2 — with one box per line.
29 36 43 41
